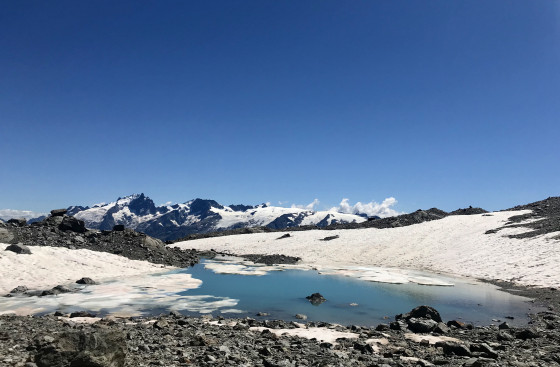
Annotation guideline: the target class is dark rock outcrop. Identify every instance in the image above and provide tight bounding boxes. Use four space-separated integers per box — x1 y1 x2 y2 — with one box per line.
7 218 27 227
3 212 198 268
58 216 86 233
396 305 443 323
76 277 96 285
242 254 301 265
6 243 32 254
50 209 67 217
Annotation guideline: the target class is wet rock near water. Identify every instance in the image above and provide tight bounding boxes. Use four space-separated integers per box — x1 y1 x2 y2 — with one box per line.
0 212 198 268
242 253 301 265
76 277 96 285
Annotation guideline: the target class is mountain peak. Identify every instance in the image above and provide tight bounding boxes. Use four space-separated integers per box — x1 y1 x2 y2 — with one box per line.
69 194 366 241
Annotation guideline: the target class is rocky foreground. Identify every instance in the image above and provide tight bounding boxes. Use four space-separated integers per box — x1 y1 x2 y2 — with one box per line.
1 302 560 367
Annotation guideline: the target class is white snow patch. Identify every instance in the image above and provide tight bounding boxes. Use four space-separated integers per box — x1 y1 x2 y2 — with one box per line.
0 243 173 295
404 333 462 345
249 326 359 345
172 210 560 288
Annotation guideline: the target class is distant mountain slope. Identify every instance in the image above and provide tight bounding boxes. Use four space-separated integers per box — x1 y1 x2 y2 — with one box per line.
70 194 367 241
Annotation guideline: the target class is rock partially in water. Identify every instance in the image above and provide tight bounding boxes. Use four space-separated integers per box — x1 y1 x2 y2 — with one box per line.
306 292 326 305
397 305 443 323
76 277 96 285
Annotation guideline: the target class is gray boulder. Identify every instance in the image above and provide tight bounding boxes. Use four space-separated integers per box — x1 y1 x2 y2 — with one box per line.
435 340 471 357
34 330 126 367
59 216 86 233
407 317 438 333
50 209 68 217
396 305 443 323
6 243 32 254
41 285 73 296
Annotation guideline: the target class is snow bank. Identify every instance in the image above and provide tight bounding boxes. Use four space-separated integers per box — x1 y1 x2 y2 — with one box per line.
0 244 173 294
172 211 560 288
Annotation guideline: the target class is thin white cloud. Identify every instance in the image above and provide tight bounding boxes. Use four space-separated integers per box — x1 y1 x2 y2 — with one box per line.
291 199 320 211
0 209 47 221
330 197 401 218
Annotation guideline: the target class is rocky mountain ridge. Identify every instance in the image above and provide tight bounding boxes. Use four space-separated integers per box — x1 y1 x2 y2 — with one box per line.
62 194 369 241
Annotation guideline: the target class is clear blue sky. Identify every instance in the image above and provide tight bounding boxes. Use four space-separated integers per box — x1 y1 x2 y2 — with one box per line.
1 0 559 215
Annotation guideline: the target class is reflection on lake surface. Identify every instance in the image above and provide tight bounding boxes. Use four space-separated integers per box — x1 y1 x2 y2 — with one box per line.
0 257 540 326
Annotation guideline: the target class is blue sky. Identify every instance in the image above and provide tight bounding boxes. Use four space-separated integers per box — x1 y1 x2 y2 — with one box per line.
1 0 559 216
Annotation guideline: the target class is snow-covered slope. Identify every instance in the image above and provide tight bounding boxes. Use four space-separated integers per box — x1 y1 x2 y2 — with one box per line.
171 210 560 288
70 194 367 241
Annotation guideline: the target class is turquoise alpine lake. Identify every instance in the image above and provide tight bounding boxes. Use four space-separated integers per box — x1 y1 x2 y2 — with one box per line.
173 258 538 326
0 258 540 327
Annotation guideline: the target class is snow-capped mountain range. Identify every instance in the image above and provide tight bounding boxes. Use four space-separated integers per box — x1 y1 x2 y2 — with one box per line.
67 194 368 241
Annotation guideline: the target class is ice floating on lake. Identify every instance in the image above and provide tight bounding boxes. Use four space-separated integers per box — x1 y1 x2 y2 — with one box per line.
204 257 454 286
203 260 283 276
0 272 239 316
316 266 455 286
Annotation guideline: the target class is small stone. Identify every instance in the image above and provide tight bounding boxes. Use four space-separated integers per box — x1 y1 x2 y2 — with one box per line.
498 321 510 329
434 322 450 334
295 314 307 320
375 323 390 331
76 277 96 285
497 331 514 341
153 319 169 329
435 341 471 356
516 328 540 340
470 343 499 359
10 285 29 294
69 311 95 318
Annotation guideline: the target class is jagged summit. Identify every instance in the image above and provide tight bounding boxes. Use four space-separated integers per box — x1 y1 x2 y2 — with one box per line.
69 194 366 241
